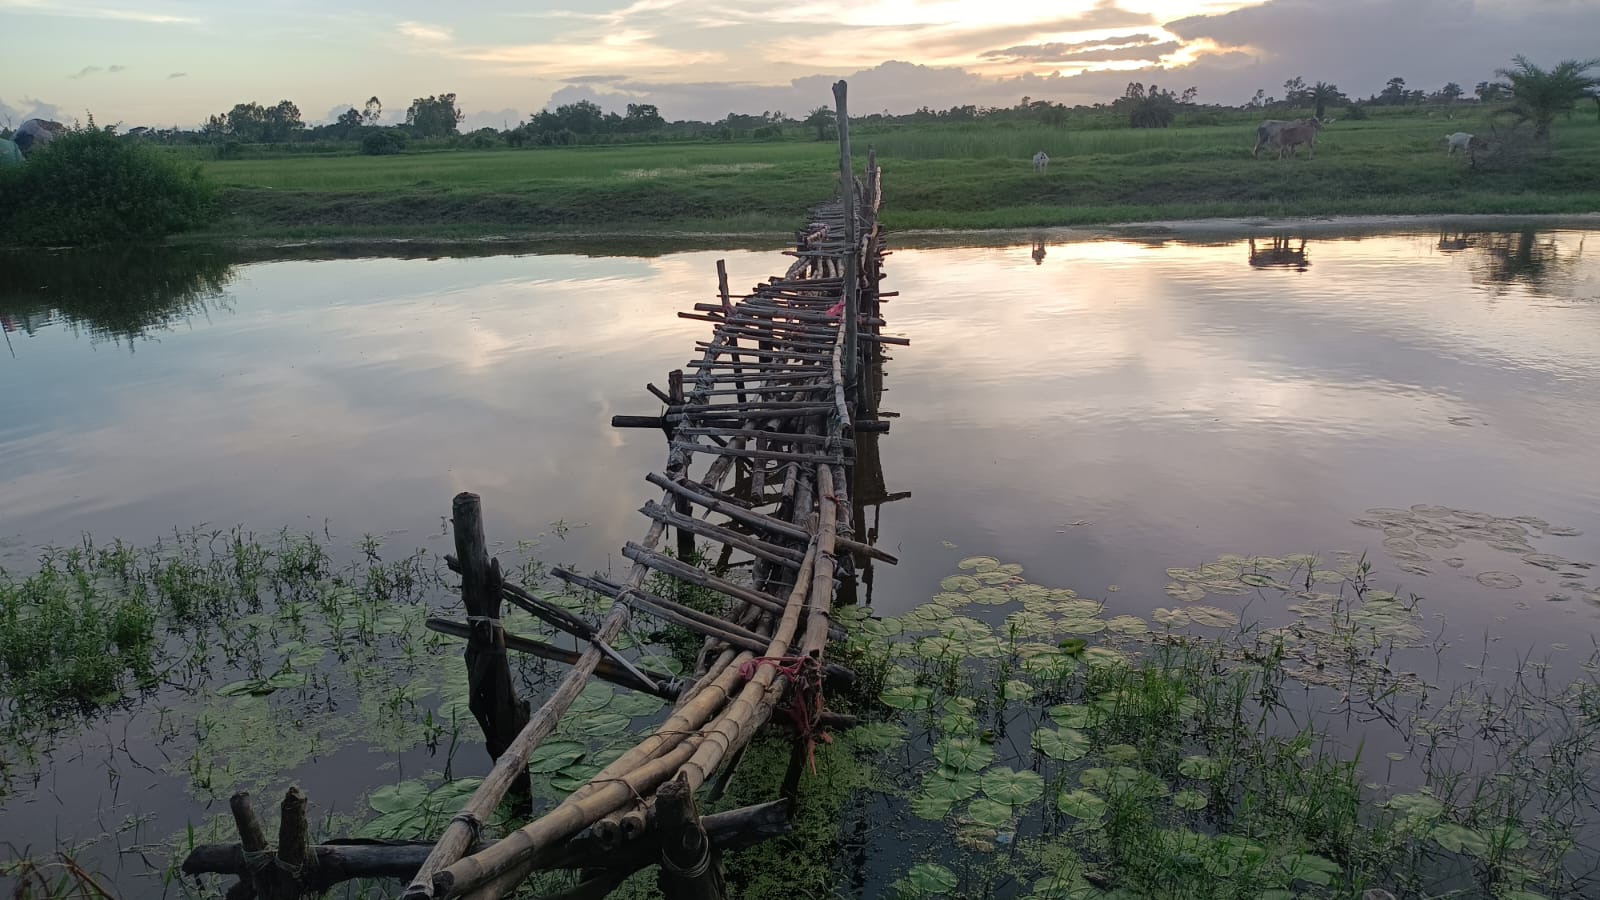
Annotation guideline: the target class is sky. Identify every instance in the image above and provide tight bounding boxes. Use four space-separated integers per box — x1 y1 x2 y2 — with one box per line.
1 0 1596 130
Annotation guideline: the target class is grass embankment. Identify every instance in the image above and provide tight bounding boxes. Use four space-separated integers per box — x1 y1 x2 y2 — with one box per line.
193 111 1600 241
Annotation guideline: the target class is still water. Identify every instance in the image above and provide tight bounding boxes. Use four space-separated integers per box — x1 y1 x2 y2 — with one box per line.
2 227 1599 891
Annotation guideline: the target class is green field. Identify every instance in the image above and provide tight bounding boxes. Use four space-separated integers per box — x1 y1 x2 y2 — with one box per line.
193 110 1600 240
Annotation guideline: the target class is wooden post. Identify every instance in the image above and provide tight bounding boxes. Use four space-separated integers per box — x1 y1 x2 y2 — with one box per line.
224 788 315 900
832 79 859 392
656 774 725 900
453 493 531 802
716 260 747 407
666 372 697 562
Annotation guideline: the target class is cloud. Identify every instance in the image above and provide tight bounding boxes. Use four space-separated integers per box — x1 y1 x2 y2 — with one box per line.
564 75 631 85
982 32 1160 58
460 107 523 131
167 72 186 79
0 0 198 24
983 40 1180 65
1165 0 1600 99
67 63 127 79
397 20 452 42
0 96 64 126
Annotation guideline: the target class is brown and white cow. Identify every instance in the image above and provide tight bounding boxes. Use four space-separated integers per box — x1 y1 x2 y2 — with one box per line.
1272 118 1325 158
1253 117 1326 159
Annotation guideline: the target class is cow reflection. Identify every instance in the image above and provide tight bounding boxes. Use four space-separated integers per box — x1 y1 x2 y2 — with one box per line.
1437 230 1477 253
1248 236 1309 271
1031 239 1047 266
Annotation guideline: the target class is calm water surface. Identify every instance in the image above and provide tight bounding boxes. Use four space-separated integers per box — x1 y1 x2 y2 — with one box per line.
2 228 1599 889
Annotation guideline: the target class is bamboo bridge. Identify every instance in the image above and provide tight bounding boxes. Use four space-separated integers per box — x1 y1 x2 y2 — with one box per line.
181 81 907 900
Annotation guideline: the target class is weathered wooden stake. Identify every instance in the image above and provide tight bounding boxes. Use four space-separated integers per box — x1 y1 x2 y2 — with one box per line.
453 493 531 803
656 774 725 900
832 79 859 391
665 371 697 562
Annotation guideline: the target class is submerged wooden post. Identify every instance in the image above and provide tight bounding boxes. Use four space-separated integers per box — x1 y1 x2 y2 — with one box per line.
666 371 697 562
453 493 531 801
656 774 725 899
223 789 315 900
833 79 859 390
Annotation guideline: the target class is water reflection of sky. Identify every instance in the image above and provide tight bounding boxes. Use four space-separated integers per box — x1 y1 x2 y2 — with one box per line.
3 231 1599 669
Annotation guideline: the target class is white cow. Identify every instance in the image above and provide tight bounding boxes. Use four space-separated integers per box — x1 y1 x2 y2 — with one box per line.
1032 151 1049 173
1445 132 1479 155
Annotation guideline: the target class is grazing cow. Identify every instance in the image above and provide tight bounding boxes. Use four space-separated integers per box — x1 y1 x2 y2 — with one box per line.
1445 132 1480 154
1253 120 1293 158
1273 119 1324 158
1032 150 1049 173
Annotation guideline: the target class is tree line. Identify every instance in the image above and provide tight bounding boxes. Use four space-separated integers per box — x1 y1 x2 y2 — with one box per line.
56 54 1593 154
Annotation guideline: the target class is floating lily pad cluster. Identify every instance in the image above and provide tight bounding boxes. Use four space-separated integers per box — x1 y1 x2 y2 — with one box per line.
1351 505 1595 603
858 547 1580 900
530 675 673 795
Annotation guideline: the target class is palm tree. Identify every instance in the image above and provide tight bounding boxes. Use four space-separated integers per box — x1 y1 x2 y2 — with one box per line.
803 106 834 142
1493 55 1600 139
1309 82 1346 120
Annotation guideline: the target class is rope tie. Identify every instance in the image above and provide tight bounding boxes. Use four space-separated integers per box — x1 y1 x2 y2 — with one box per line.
449 812 483 843
737 655 830 774
586 777 647 806
464 615 501 625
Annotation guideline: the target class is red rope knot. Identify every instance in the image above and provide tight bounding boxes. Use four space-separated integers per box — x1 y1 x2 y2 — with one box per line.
738 653 831 774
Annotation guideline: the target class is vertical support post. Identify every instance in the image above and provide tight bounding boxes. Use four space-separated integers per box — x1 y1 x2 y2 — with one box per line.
832 79 859 394
666 372 697 562
657 774 726 900
716 260 746 406
453 492 531 803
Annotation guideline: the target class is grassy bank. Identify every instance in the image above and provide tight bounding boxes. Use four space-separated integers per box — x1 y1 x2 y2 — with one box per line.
191 111 1600 241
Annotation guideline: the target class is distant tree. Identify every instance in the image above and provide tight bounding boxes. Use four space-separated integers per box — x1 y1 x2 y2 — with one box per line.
623 103 665 132
1124 82 1176 128
1247 89 1266 109
360 129 405 156
1180 86 1199 105
1493 55 1600 139
1433 82 1464 103
406 93 464 138
263 100 303 142
1283 76 1312 106
803 106 834 141
1475 81 1509 102
1309 82 1347 119
362 96 382 126
1379 77 1409 105
335 107 363 134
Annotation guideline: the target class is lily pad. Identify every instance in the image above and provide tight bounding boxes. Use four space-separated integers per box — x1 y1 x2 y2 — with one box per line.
981 767 1045 805
1476 571 1523 589
966 797 1015 828
1281 852 1340 886
1173 790 1208 811
1059 618 1108 635
1186 606 1240 628
880 683 935 711
572 682 614 713
1105 615 1150 635
1431 822 1490 856
1164 583 1207 602
934 736 996 772
923 768 982 802
905 863 958 895
940 575 981 592
851 721 907 752
1057 789 1107 819
579 713 632 736
529 741 588 774
1033 726 1090 761
959 556 1000 571
1048 704 1100 729
1001 679 1035 701
939 616 992 642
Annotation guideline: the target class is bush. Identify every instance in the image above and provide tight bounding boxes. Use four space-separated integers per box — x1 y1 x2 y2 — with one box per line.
360 129 406 156
0 129 212 245
1344 102 1369 121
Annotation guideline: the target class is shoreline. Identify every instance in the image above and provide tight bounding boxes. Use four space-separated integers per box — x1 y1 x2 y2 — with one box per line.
198 211 1600 255
6 211 1598 258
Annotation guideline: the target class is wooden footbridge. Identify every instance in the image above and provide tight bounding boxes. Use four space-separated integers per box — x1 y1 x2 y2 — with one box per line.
182 82 906 900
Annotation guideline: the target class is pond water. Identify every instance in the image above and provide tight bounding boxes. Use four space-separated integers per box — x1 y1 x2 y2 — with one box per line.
3 227 1599 896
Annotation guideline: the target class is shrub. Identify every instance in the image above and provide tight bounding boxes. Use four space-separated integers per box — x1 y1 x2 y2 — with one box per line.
1344 102 1369 121
360 129 406 156
0 129 212 245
